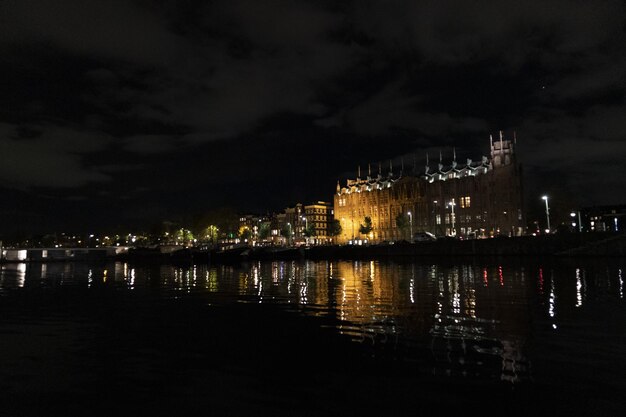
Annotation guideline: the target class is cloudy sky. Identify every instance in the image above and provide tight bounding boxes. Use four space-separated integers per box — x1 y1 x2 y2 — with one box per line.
1 0 624 234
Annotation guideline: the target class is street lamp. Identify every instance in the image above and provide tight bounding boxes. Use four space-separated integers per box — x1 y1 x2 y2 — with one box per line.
570 211 582 232
301 215 308 245
287 222 292 246
448 199 456 236
407 211 413 241
542 196 551 233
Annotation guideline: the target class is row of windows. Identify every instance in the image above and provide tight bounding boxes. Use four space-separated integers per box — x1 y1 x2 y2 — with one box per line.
437 214 485 225
305 215 328 221
306 207 330 214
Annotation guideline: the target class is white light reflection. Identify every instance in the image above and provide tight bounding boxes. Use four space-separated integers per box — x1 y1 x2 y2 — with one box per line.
575 268 582 308
16 263 26 287
299 278 308 305
619 269 623 299
255 267 263 302
548 272 556 330
450 269 460 314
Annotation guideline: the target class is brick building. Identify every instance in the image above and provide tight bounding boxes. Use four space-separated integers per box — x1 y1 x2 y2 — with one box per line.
333 133 524 243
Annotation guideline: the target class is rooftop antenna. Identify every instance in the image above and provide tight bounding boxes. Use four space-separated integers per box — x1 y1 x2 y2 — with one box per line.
453 147 457 162
499 130 504 149
368 163 371 177
357 165 361 179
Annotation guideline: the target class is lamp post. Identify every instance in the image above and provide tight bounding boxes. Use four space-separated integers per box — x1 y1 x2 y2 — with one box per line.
448 199 456 236
570 211 582 232
407 211 413 241
301 215 308 245
287 222 292 246
542 196 551 233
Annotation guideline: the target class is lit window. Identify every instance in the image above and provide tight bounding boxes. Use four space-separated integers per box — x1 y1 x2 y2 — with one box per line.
436 215 441 225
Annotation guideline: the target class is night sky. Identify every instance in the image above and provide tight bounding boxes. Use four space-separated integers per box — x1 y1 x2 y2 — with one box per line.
1 0 624 234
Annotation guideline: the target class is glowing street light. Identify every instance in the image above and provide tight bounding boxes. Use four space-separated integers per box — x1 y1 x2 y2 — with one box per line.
448 199 456 236
407 211 413 241
542 196 551 233
301 215 308 230
570 211 582 232
301 215 308 244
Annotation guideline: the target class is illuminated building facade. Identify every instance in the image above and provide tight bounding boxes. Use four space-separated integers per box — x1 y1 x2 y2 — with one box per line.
272 201 334 245
581 205 626 233
334 133 524 243
304 201 333 244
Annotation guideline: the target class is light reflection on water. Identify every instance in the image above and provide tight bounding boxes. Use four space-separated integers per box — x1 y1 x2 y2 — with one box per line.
1 259 625 385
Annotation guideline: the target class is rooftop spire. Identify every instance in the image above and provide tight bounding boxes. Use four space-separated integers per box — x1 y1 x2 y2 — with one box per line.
499 130 504 149
357 165 361 179
453 147 457 162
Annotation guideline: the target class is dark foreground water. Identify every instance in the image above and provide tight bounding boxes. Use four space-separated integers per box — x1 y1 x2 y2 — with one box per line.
0 259 624 416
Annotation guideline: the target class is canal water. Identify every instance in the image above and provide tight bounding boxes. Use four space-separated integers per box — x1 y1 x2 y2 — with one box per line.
0 259 624 416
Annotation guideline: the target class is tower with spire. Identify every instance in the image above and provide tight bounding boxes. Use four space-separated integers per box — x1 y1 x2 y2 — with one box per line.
491 130 516 167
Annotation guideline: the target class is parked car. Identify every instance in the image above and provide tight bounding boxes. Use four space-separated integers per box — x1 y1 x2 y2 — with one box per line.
413 231 437 242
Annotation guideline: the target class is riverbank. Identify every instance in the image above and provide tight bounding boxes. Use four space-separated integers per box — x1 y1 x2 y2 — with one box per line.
2 233 623 265
121 233 625 263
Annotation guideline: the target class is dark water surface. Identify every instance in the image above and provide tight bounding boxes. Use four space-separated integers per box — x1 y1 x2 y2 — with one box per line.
1 259 624 416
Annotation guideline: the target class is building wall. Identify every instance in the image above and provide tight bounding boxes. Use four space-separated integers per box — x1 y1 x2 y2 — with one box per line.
582 205 626 232
334 136 525 244
304 201 333 243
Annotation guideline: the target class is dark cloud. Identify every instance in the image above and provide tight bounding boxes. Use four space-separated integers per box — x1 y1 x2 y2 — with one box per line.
0 123 112 188
0 0 624 233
